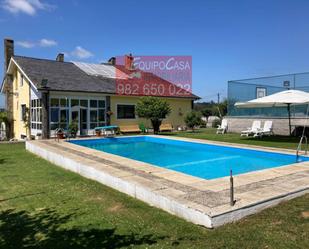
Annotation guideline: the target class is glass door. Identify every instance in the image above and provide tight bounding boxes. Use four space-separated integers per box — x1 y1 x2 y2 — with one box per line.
80 107 88 135
71 109 80 135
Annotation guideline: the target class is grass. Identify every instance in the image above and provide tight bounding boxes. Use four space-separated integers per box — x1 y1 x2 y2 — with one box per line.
0 143 308 248
160 128 300 150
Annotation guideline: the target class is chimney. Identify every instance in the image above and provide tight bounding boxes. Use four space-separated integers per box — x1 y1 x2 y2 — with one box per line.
4 38 14 73
56 53 64 62
108 57 116 65
124 54 134 70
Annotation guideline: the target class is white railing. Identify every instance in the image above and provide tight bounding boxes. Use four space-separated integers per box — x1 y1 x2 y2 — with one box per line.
296 135 308 161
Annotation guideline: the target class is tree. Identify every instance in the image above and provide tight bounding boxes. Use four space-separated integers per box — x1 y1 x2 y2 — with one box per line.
195 99 228 118
0 111 13 139
0 111 8 124
136 97 171 134
218 99 228 117
184 111 202 132
0 111 10 140
201 108 212 120
22 107 30 138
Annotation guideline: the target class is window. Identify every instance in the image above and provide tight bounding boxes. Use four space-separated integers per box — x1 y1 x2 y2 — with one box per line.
31 99 42 130
51 98 59 107
90 100 97 108
80 99 88 108
60 99 67 107
21 104 26 121
49 97 106 131
14 71 18 90
51 109 59 122
90 99 106 129
71 99 79 108
20 75 24 87
50 98 69 130
256 87 266 98
117 104 135 119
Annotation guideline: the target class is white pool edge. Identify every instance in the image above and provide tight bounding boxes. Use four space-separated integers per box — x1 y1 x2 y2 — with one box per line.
26 141 213 228
26 140 309 228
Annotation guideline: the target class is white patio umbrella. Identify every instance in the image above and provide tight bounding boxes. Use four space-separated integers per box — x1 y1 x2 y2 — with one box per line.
235 90 309 135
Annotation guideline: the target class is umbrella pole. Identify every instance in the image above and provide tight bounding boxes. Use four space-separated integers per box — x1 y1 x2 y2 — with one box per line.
287 103 292 136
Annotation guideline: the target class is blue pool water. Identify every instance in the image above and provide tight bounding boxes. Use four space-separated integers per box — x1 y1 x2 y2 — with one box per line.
70 136 308 180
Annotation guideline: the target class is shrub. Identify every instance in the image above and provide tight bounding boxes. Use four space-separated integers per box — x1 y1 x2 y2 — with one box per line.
184 111 202 132
212 118 221 128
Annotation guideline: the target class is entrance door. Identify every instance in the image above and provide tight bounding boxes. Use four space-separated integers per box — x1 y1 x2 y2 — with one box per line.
80 107 88 135
71 106 88 136
71 108 80 135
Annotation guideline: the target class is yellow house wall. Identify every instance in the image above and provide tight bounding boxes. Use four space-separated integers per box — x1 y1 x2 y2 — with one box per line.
12 69 30 139
110 96 192 128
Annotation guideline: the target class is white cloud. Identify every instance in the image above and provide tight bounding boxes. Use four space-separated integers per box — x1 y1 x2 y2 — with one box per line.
16 40 35 48
71 46 94 59
2 0 55 16
16 38 57 48
62 52 70 58
39 38 57 47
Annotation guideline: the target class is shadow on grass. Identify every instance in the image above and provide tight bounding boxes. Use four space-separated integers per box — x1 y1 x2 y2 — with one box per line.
0 192 45 203
245 135 299 144
0 208 167 249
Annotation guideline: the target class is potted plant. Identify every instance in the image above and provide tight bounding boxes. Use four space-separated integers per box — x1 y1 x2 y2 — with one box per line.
68 122 78 138
56 129 64 139
95 129 102 137
54 128 65 139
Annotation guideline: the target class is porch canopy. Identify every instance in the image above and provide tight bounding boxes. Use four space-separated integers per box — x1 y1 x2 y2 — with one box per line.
235 90 309 135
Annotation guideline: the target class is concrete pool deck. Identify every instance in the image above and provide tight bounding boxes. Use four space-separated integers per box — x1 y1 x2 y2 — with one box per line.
26 135 309 228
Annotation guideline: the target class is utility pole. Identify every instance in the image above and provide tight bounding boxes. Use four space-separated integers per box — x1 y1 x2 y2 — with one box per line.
217 93 220 104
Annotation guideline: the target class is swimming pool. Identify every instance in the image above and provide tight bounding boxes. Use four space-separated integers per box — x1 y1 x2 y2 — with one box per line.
70 136 308 180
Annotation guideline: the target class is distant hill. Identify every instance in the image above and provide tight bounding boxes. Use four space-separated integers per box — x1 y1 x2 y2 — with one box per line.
194 100 228 117
194 101 218 111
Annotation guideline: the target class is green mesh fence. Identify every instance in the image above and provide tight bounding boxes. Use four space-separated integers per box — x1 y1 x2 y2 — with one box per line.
228 72 309 117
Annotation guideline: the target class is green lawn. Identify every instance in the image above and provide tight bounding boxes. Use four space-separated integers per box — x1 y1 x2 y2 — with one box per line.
160 128 300 150
0 143 308 249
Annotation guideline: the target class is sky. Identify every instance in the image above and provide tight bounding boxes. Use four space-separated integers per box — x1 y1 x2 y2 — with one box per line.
1 0 309 107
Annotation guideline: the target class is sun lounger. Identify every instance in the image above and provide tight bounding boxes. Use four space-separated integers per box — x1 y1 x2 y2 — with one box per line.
160 123 173 132
253 120 273 137
216 119 228 134
119 124 141 133
240 120 261 137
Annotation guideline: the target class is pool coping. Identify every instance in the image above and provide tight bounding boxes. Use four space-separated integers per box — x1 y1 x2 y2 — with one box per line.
26 135 309 228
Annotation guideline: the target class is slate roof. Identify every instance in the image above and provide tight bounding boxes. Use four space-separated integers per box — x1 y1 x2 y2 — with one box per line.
9 55 199 99
13 56 116 94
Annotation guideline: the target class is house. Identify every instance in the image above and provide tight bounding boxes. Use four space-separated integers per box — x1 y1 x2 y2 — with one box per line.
1 39 199 139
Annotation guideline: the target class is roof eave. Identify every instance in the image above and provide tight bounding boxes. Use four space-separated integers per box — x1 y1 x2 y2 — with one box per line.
10 57 38 91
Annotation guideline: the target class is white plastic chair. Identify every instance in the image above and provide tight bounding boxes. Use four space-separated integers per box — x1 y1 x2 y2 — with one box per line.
254 120 273 137
217 119 228 134
241 120 261 137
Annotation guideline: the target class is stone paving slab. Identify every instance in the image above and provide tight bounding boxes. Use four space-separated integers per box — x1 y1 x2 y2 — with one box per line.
26 136 309 228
